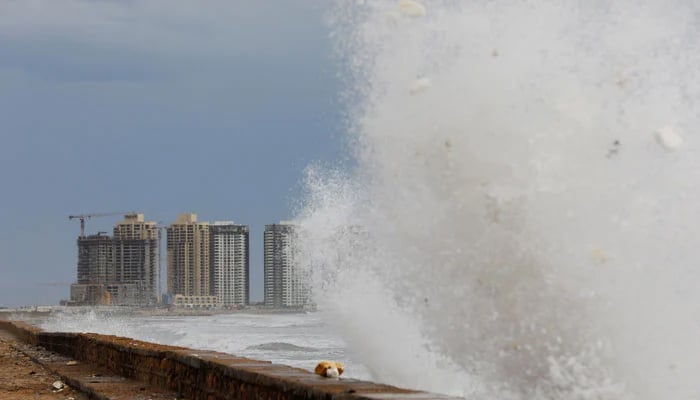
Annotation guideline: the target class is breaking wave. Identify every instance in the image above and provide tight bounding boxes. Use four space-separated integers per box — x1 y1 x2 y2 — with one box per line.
295 1 700 399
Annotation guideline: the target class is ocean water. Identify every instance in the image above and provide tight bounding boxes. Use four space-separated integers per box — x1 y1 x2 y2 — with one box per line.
40 308 371 380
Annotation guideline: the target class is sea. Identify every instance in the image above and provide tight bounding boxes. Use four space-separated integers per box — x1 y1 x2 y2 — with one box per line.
35 308 372 381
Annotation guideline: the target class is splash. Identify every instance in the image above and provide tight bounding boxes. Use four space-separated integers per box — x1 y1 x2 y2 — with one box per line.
295 1 700 399
41 307 141 338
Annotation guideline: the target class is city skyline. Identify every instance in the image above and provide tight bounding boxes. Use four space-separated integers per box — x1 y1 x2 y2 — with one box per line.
66 212 310 308
0 1 344 307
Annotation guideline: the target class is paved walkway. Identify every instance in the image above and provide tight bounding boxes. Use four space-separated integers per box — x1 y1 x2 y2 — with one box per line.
0 329 183 400
0 329 88 400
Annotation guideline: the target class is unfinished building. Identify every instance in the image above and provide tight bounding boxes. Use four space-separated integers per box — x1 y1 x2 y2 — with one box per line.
69 214 160 306
113 214 159 305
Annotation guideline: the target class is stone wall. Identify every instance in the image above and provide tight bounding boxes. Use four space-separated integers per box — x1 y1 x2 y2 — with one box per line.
0 319 458 400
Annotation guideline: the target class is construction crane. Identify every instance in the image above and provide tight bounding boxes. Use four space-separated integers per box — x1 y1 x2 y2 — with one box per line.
68 211 137 238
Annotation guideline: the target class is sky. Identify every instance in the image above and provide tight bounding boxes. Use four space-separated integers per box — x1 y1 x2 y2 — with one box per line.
0 0 347 307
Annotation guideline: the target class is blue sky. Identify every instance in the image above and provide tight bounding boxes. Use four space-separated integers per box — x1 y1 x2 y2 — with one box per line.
0 1 346 306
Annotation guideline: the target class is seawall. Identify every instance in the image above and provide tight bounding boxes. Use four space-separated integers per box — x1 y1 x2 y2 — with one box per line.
0 319 460 400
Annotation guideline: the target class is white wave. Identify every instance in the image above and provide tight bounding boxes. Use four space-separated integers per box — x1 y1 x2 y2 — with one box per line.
295 1 700 399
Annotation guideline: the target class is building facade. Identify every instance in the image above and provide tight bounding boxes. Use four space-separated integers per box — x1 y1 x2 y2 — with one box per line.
263 222 310 308
69 213 159 306
71 233 114 305
167 214 210 297
172 294 221 309
113 214 159 305
76 233 114 285
210 222 249 307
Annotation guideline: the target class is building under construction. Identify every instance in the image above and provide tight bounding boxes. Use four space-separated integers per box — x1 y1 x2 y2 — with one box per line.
70 232 113 305
69 214 159 306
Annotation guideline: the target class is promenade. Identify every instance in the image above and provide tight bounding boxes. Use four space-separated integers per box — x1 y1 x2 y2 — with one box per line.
0 329 87 399
0 326 181 399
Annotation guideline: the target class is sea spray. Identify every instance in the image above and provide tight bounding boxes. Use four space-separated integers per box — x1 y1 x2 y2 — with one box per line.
295 1 700 399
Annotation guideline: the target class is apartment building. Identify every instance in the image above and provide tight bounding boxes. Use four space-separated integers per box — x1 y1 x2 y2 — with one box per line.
167 213 211 297
210 222 249 307
113 213 159 305
263 222 310 308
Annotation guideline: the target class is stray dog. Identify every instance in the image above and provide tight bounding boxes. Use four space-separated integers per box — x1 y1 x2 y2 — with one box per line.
314 361 344 378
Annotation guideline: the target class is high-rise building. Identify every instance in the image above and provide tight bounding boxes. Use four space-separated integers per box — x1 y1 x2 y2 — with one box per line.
76 232 114 285
71 232 114 305
167 213 210 297
210 222 249 307
113 214 159 305
69 213 159 306
263 222 310 308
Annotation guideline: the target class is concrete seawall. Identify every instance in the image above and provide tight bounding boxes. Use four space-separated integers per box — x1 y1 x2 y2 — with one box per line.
0 319 460 400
